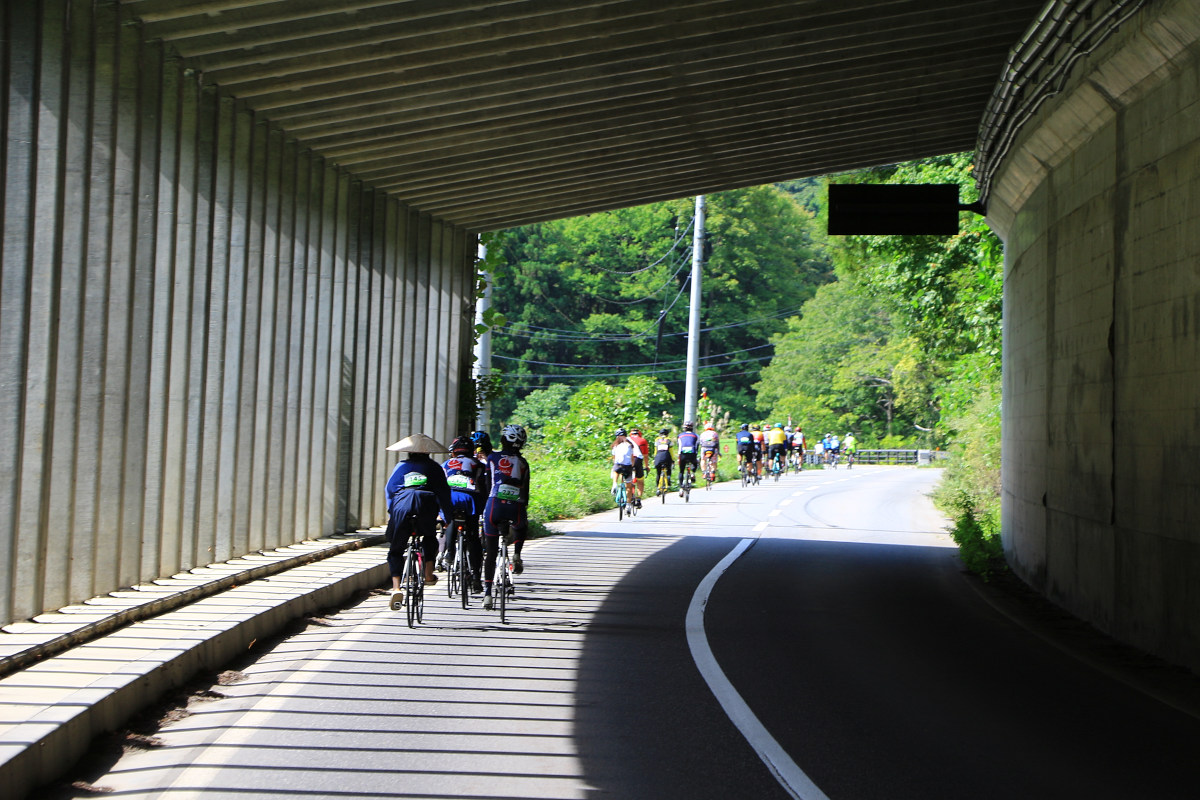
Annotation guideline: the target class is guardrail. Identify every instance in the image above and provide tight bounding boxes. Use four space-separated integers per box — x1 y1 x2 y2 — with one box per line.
804 449 948 466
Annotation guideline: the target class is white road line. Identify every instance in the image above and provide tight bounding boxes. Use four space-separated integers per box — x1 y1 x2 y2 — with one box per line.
779 499 792 507
753 521 769 532
686 540 831 800
768 509 782 517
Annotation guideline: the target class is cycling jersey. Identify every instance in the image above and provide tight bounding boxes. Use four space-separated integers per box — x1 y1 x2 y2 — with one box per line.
653 435 674 467
767 428 788 446
735 430 755 452
441 453 488 517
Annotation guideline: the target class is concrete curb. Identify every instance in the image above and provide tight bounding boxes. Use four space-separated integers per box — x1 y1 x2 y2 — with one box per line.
0 541 390 800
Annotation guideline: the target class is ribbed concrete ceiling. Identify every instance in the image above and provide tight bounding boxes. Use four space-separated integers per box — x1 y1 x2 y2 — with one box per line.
124 0 1047 231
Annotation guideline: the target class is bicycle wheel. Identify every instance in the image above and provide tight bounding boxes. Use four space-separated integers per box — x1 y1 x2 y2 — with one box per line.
616 485 625 520
404 546 419 628
497 541 508 624
447 528 459 599
456 532 470 609
415 565 425 624
660 473 668 503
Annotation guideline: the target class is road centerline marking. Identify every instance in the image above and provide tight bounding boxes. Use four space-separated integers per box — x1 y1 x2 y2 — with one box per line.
686 540 830 800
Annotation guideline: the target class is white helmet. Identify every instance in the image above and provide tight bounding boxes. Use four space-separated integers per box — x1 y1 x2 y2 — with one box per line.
500 424 527 448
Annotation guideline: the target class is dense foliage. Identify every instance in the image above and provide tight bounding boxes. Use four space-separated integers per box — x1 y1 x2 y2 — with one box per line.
486 154 1005 576
480 185 833 421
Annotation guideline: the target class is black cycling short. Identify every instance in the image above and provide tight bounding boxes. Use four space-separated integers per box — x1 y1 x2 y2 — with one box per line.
633 457 645 479
737 445 755 460
613 463 634 479
653 451 673 468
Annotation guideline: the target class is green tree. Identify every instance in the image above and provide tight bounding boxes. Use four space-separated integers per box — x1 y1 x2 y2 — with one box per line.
542 376 674 461
509 384 573 443
481 185 832 421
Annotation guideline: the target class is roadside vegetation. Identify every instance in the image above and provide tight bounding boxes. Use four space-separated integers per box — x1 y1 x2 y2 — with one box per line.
481 154 1005 574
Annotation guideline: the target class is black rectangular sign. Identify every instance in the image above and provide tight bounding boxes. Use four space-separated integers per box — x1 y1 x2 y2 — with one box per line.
827 183 961 235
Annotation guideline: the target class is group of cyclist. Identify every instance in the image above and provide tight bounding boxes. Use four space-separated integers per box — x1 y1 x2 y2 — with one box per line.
384 424 531 613
386 419 864 614
810 431 858 467
732 422 808 478
610 421 725 503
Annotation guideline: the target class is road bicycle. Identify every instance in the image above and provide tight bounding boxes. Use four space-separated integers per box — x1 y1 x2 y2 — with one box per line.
825 450 839 469
390 522 425 628
656 465 671 503
445 514 475 610
615 474 638 520
680 463 695 502
770 452 784 481
738 457 749 487
491 521 517 624
702 453 717 490
751 456 761 485
845 450 855 469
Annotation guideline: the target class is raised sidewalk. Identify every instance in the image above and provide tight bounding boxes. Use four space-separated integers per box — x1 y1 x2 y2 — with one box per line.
0 532 389 800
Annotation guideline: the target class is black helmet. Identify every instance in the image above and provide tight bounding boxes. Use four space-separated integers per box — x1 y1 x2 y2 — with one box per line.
683 421 694 431
659 427 670 435
470 430 493 452
614 427 627 438
740 423 749 431
450 436 473 454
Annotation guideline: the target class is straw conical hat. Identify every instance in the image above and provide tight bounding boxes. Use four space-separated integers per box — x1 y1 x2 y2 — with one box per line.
386 433 447 453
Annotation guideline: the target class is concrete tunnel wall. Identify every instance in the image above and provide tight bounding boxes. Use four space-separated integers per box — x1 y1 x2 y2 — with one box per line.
989 0 1200 673
0 2 477 626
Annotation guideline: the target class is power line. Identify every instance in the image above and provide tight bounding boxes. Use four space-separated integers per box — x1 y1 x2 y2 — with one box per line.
494 304 808 342
592 216 695 275
594 247 693 306
491 341 776 370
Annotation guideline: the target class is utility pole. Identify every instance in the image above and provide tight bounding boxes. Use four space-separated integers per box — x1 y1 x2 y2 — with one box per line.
683 195 705 425
473 239 493 433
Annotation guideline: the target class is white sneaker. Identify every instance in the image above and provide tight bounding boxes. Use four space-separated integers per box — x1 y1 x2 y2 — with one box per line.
483 594 494 610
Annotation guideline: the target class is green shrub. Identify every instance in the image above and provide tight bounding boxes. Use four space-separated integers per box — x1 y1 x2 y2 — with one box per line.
525 459 614 537
947 492 1005 580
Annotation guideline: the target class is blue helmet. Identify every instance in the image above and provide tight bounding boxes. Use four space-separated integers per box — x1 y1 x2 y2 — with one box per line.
470 430 493 453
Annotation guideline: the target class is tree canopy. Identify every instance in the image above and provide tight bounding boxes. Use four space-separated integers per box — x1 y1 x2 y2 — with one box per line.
480 184 833 421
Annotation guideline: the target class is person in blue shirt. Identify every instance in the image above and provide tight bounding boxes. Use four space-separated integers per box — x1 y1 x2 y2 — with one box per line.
437 435 489 594
676 421 700 496
384 433 455 610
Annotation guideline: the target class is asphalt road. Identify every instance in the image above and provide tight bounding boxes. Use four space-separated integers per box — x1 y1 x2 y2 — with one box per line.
58 466 1200 799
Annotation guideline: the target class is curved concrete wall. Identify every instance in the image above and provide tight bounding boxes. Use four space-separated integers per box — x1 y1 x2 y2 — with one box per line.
989 0 1200 672
0 2 476 626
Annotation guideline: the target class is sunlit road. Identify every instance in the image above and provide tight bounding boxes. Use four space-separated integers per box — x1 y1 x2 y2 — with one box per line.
64 466 1200 799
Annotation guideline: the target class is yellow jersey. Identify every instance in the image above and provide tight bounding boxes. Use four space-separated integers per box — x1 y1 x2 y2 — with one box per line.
766 428 788 446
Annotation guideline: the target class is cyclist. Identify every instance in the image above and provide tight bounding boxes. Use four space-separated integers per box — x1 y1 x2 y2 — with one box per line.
652 427 675 491
611 428 640 507
384 433 455 608
750 424 766 478
698 422 720 481
628 427 651 503
482 424 531 610
766 422 788 473
437 435 488 594
676 422 700 496
471 429 494 461
843 432 857 466
791 427 807 468
734 423 755 476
